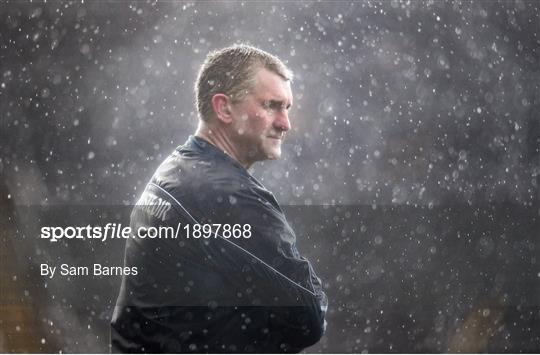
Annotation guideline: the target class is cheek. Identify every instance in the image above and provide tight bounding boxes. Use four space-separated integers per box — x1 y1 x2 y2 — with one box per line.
247 112 271 133
256 112 274 128
233 113 250 135
239 113 249 122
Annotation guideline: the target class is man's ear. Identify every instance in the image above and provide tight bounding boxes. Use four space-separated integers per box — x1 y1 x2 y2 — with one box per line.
211 94 234 124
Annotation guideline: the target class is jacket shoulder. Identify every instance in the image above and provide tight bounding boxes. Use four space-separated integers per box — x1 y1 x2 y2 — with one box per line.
148 149 254 211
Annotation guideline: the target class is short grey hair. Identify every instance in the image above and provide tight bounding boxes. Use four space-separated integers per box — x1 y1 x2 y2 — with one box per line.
195 44 293 122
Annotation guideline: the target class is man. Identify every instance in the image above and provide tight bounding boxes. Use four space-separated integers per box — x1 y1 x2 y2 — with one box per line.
111 44 327 353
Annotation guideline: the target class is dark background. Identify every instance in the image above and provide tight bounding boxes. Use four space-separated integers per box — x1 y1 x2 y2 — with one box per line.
0 0 538 352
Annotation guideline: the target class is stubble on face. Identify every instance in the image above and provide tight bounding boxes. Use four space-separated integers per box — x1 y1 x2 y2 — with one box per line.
229 68 292 167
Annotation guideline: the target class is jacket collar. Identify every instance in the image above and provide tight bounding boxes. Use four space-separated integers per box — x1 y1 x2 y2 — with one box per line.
179 135 273 196
180 135 249 174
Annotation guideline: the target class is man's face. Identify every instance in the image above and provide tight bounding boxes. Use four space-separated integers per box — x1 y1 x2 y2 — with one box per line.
229 68 293 165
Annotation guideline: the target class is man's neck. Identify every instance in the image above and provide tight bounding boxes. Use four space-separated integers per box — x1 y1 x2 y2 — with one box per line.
194 124 252 169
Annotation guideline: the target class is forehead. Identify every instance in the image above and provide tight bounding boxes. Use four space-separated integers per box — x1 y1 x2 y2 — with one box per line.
251 68 293 102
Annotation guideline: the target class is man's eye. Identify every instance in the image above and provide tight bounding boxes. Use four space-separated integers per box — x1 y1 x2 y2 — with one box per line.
262 101 289 111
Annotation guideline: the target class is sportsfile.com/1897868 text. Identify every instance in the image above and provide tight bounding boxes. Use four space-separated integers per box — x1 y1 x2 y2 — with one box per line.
39 223 252 242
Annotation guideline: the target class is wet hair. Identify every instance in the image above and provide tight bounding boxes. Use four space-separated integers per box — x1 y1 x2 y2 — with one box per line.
195 44 293 121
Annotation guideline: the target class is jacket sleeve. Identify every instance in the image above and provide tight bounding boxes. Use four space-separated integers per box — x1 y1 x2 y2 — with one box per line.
112 182 327 352
151 182 328 350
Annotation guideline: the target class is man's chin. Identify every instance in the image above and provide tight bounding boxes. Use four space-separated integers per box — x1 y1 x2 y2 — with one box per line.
265 148 281 160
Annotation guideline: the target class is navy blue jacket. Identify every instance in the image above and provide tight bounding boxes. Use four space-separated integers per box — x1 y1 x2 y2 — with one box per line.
111 136 327 353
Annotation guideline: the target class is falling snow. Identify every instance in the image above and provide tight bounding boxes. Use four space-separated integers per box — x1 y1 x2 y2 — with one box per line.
0 0 539 353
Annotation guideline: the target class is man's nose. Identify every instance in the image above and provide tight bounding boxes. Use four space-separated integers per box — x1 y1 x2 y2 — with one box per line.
274 110 291 132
